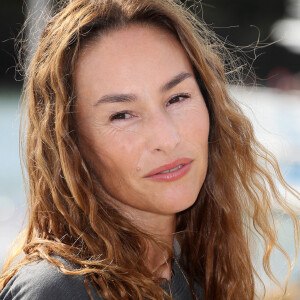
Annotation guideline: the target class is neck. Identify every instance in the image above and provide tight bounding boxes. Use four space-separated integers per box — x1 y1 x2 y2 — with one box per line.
141 214 176 280
107 195 176 279
126 210 176 279
146 236 174 279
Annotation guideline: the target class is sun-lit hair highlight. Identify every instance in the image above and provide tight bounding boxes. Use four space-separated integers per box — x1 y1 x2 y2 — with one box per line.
1 0 299 299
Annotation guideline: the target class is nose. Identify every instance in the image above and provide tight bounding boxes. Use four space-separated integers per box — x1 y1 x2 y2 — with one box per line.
145 111 180 153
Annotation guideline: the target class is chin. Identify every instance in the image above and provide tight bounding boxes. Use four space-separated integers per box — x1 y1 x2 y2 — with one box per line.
158 190 199 214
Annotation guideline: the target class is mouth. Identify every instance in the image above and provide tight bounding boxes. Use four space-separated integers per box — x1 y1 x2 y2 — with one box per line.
156 164 185 174
144 158 193 181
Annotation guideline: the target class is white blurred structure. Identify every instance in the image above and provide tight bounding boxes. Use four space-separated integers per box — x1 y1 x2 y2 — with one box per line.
27 0 51 60
230 85 300 211
272 0 300 54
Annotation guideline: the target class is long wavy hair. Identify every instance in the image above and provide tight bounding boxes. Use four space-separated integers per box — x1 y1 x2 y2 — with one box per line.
1 0 299 299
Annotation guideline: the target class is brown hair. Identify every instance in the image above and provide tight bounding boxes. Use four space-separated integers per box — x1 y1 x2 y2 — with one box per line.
1 0 299 299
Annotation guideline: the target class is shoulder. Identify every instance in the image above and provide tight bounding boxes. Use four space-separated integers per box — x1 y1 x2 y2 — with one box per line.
0 258 102 300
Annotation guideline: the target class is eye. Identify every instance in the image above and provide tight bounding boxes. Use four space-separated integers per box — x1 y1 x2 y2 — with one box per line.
166 93 190 107
109 111 134 121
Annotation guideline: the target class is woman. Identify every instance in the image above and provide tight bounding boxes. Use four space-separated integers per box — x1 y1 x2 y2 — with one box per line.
0 0 299 299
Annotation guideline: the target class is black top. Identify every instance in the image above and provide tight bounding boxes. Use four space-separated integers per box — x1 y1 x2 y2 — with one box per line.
0 257 203 300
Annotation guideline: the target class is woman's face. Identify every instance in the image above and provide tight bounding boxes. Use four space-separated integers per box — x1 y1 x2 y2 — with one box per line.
75 24 209 220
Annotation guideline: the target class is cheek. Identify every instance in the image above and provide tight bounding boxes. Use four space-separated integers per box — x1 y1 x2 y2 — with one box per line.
91 130 147 206
177 101 210 147
88 127 143 180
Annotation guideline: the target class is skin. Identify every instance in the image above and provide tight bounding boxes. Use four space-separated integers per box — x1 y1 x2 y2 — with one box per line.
75 24 209 278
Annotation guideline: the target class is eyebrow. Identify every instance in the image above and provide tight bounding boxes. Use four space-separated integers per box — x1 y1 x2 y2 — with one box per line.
93 71 193 106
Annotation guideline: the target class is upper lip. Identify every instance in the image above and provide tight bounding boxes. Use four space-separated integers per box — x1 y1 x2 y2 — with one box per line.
144 158 193 177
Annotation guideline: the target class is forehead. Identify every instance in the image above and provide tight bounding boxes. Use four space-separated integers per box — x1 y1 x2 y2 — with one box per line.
74 24 194 97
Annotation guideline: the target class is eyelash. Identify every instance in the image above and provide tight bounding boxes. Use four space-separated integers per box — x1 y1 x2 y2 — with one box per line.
109 93 190 121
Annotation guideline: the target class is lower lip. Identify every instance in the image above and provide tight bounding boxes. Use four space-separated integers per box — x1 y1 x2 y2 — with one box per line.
146 162 192 182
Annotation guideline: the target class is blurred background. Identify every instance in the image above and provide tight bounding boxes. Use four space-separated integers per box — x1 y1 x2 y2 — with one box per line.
0 0 299 298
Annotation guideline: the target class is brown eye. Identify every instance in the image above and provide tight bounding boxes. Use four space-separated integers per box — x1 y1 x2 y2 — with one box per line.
167 94 190 106
110 111 133 121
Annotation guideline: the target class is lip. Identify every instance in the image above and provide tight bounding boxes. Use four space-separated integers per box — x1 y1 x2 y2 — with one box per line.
144 158 193 179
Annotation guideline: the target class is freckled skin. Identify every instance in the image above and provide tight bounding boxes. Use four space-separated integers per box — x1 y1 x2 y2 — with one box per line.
74 24 209 224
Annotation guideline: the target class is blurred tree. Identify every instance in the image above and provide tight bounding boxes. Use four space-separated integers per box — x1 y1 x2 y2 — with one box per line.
198 0 285 44
1 0 299 86
0 1 24 88
182 0 300 85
